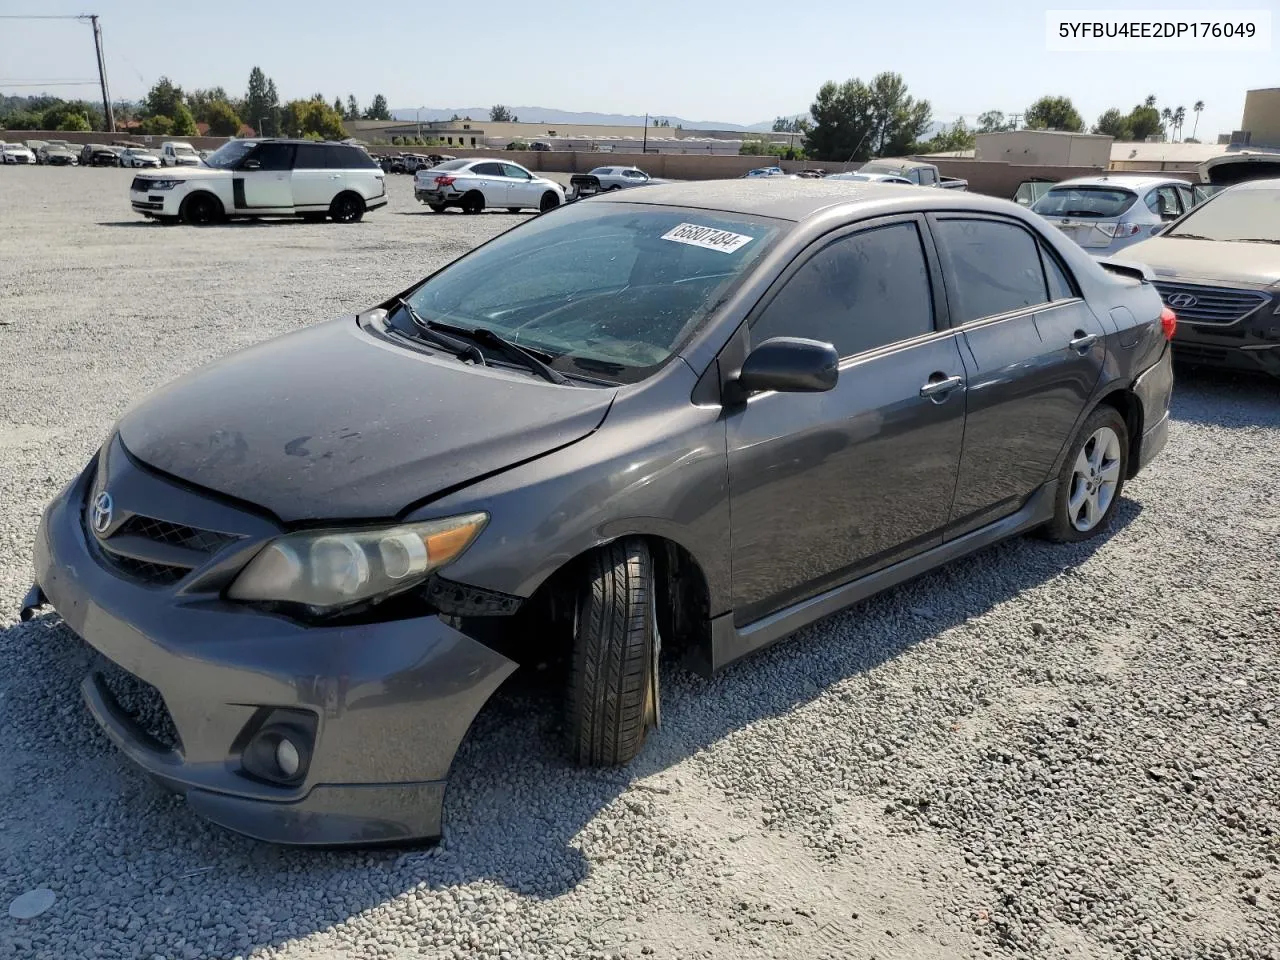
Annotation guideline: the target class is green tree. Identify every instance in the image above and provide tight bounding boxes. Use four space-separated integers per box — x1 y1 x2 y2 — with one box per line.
363 94 392 121
806 78 876 162
1024 95 1084 132
977 110 1011 133
281 98 347 139
346 95 360 120
333 96 344 117
244 67 280 136
143 77 186 122
57 112 91 132
1172 105 1186 141
1092 108 1133 140
920 118 974 153
205 100 242 137
489 104 513 122
867 72 932 155
187 87 230 124
1191 100 1204 139
141 114 174 136
170 102 198 137
1144 94 1157 108
1128 102 1162 140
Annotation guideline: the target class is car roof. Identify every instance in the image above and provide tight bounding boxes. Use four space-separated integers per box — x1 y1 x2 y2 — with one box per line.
1046 174 1187 191
592 178 1021 222
1223 176 1280 191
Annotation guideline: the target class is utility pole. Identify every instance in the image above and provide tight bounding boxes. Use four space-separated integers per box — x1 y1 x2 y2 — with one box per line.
87 15 115 133
643 113 648 154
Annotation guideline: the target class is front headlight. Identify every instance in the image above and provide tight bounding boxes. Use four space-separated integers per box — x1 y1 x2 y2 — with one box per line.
145 179 184 190
227 512 488 614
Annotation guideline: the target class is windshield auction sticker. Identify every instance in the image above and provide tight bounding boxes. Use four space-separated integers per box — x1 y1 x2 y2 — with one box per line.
661 223 755 254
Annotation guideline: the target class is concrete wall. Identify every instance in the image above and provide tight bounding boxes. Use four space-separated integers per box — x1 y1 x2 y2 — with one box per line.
1241 88 1280 148
976 131 1112 168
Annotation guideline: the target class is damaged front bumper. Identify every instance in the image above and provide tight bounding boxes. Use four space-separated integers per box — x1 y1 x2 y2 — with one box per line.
28 455 518 845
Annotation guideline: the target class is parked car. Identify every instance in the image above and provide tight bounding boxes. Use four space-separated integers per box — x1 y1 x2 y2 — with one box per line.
858 158 967 190
1120 178 1280 377
23 179 1173 846
414 158 565 214
530 141 552 151
37 141 78 166
1 142 36 164
794 169 827 179
80 143 123 167
825 172 912 185
585 166 671 191
160 141 201 167
120 147 162 168
24 139 48 158
743 166 790 178
1031 175 1202 257
129 138 387 225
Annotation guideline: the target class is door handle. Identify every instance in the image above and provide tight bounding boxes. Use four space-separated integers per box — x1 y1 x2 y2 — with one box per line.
919 373 964 401
1069 331 1098 353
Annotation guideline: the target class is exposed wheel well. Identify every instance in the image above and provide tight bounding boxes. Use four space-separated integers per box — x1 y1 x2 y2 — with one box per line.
1095 387 1144 479
457 536 713 676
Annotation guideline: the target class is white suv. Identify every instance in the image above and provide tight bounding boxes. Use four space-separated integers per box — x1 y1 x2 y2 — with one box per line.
414 158 565 214
129 139 388 225
161 141 201 167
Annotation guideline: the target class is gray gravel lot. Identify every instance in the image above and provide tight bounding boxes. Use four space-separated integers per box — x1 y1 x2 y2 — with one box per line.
1 166 1277 960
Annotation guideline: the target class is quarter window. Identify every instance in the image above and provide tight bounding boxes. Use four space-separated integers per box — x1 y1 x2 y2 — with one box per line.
473 162 504 176
1145 186 1182 218
932 218 1050 323
752 221 935 357
918 167 936 185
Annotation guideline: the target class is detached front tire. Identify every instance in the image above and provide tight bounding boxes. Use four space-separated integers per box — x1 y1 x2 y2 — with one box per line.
568 539 658 766
1042 405 1129 542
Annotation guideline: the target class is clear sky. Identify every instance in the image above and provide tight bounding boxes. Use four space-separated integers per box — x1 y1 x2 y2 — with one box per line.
1 0 1276 138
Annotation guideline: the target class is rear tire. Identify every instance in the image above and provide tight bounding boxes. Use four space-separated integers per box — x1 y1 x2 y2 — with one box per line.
462 191 485 215
180 192 222 226
539 191 561 213
1041 405 1129 543
568 539 658 766
330 192 365 223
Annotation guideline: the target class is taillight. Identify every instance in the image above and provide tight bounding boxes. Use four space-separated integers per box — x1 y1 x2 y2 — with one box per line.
1097 221 1142 238
1160 306 1177 340
435 175 455 187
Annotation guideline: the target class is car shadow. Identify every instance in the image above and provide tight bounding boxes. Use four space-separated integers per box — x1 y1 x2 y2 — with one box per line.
1 499 1141 956
1170 363 1279 428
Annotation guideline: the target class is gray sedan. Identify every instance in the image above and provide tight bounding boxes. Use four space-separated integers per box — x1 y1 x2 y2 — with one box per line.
587 165 670 189
25 181 1174 846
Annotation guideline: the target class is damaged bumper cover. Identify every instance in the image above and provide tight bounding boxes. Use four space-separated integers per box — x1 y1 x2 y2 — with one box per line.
29 460 518 846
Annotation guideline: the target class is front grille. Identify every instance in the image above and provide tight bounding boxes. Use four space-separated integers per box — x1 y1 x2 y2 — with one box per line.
1154 281 1271 325
116 515 239 553
101 553 188 586
93 655 181 751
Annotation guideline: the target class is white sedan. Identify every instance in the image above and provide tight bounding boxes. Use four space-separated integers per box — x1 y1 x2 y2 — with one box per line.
413 159 565 214
1 142 36 164
120 148 162 168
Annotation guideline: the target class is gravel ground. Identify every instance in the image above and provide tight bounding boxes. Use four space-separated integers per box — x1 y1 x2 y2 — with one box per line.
1 166 1277 960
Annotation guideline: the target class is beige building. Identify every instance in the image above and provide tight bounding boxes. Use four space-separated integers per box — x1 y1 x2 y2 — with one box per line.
1239 87 1280 147
975 130 1112 168
347 118 785 147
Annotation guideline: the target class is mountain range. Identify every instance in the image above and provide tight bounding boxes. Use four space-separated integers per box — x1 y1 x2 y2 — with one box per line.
389 106 782 131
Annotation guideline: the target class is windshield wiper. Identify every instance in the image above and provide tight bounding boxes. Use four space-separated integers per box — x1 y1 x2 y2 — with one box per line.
1230 238 1280 245
443 324 570 385
394 298 485 364
1166 233 1216 241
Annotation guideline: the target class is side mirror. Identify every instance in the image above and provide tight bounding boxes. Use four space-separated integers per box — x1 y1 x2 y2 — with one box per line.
732 337 839 399
241 158 261 171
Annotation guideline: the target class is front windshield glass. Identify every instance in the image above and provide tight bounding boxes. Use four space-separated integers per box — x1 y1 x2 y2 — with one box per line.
1033 186 1137 218
395 203 785 383
1166 187 1280 242
202 141 256 168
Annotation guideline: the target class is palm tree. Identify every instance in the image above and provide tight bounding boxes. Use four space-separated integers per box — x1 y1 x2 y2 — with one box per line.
1172 106 1186 141
1161 107 1172 140
1144 95 1157 108
1191 100 1205 139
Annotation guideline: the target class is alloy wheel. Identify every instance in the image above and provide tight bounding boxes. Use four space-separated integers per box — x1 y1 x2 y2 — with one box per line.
1067 426 1122 532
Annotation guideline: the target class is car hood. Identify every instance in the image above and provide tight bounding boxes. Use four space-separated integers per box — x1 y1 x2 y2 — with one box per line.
135 166 223 180
117 317 617 523
1122 237 1280 286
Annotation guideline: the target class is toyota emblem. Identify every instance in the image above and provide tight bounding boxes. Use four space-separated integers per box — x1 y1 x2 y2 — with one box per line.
91 491 114 534
1167 293 1198 309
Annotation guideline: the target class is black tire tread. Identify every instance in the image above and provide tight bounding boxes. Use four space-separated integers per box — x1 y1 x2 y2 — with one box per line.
568 540 654 766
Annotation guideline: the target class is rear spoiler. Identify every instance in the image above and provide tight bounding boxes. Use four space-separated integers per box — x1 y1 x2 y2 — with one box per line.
1096 258 1155 283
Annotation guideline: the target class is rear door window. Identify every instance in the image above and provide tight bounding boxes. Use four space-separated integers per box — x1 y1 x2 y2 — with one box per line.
473 162 505 176
294 144 327 169
1033 187 1137 218
932 218 1050 323
1145 185 1183 219
751 221 935 357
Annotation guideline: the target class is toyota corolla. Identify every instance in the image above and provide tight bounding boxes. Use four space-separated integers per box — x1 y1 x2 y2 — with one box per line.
24 181 1175 845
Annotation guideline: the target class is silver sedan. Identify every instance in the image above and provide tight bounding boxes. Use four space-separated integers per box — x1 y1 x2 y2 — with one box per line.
586 166 670 190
